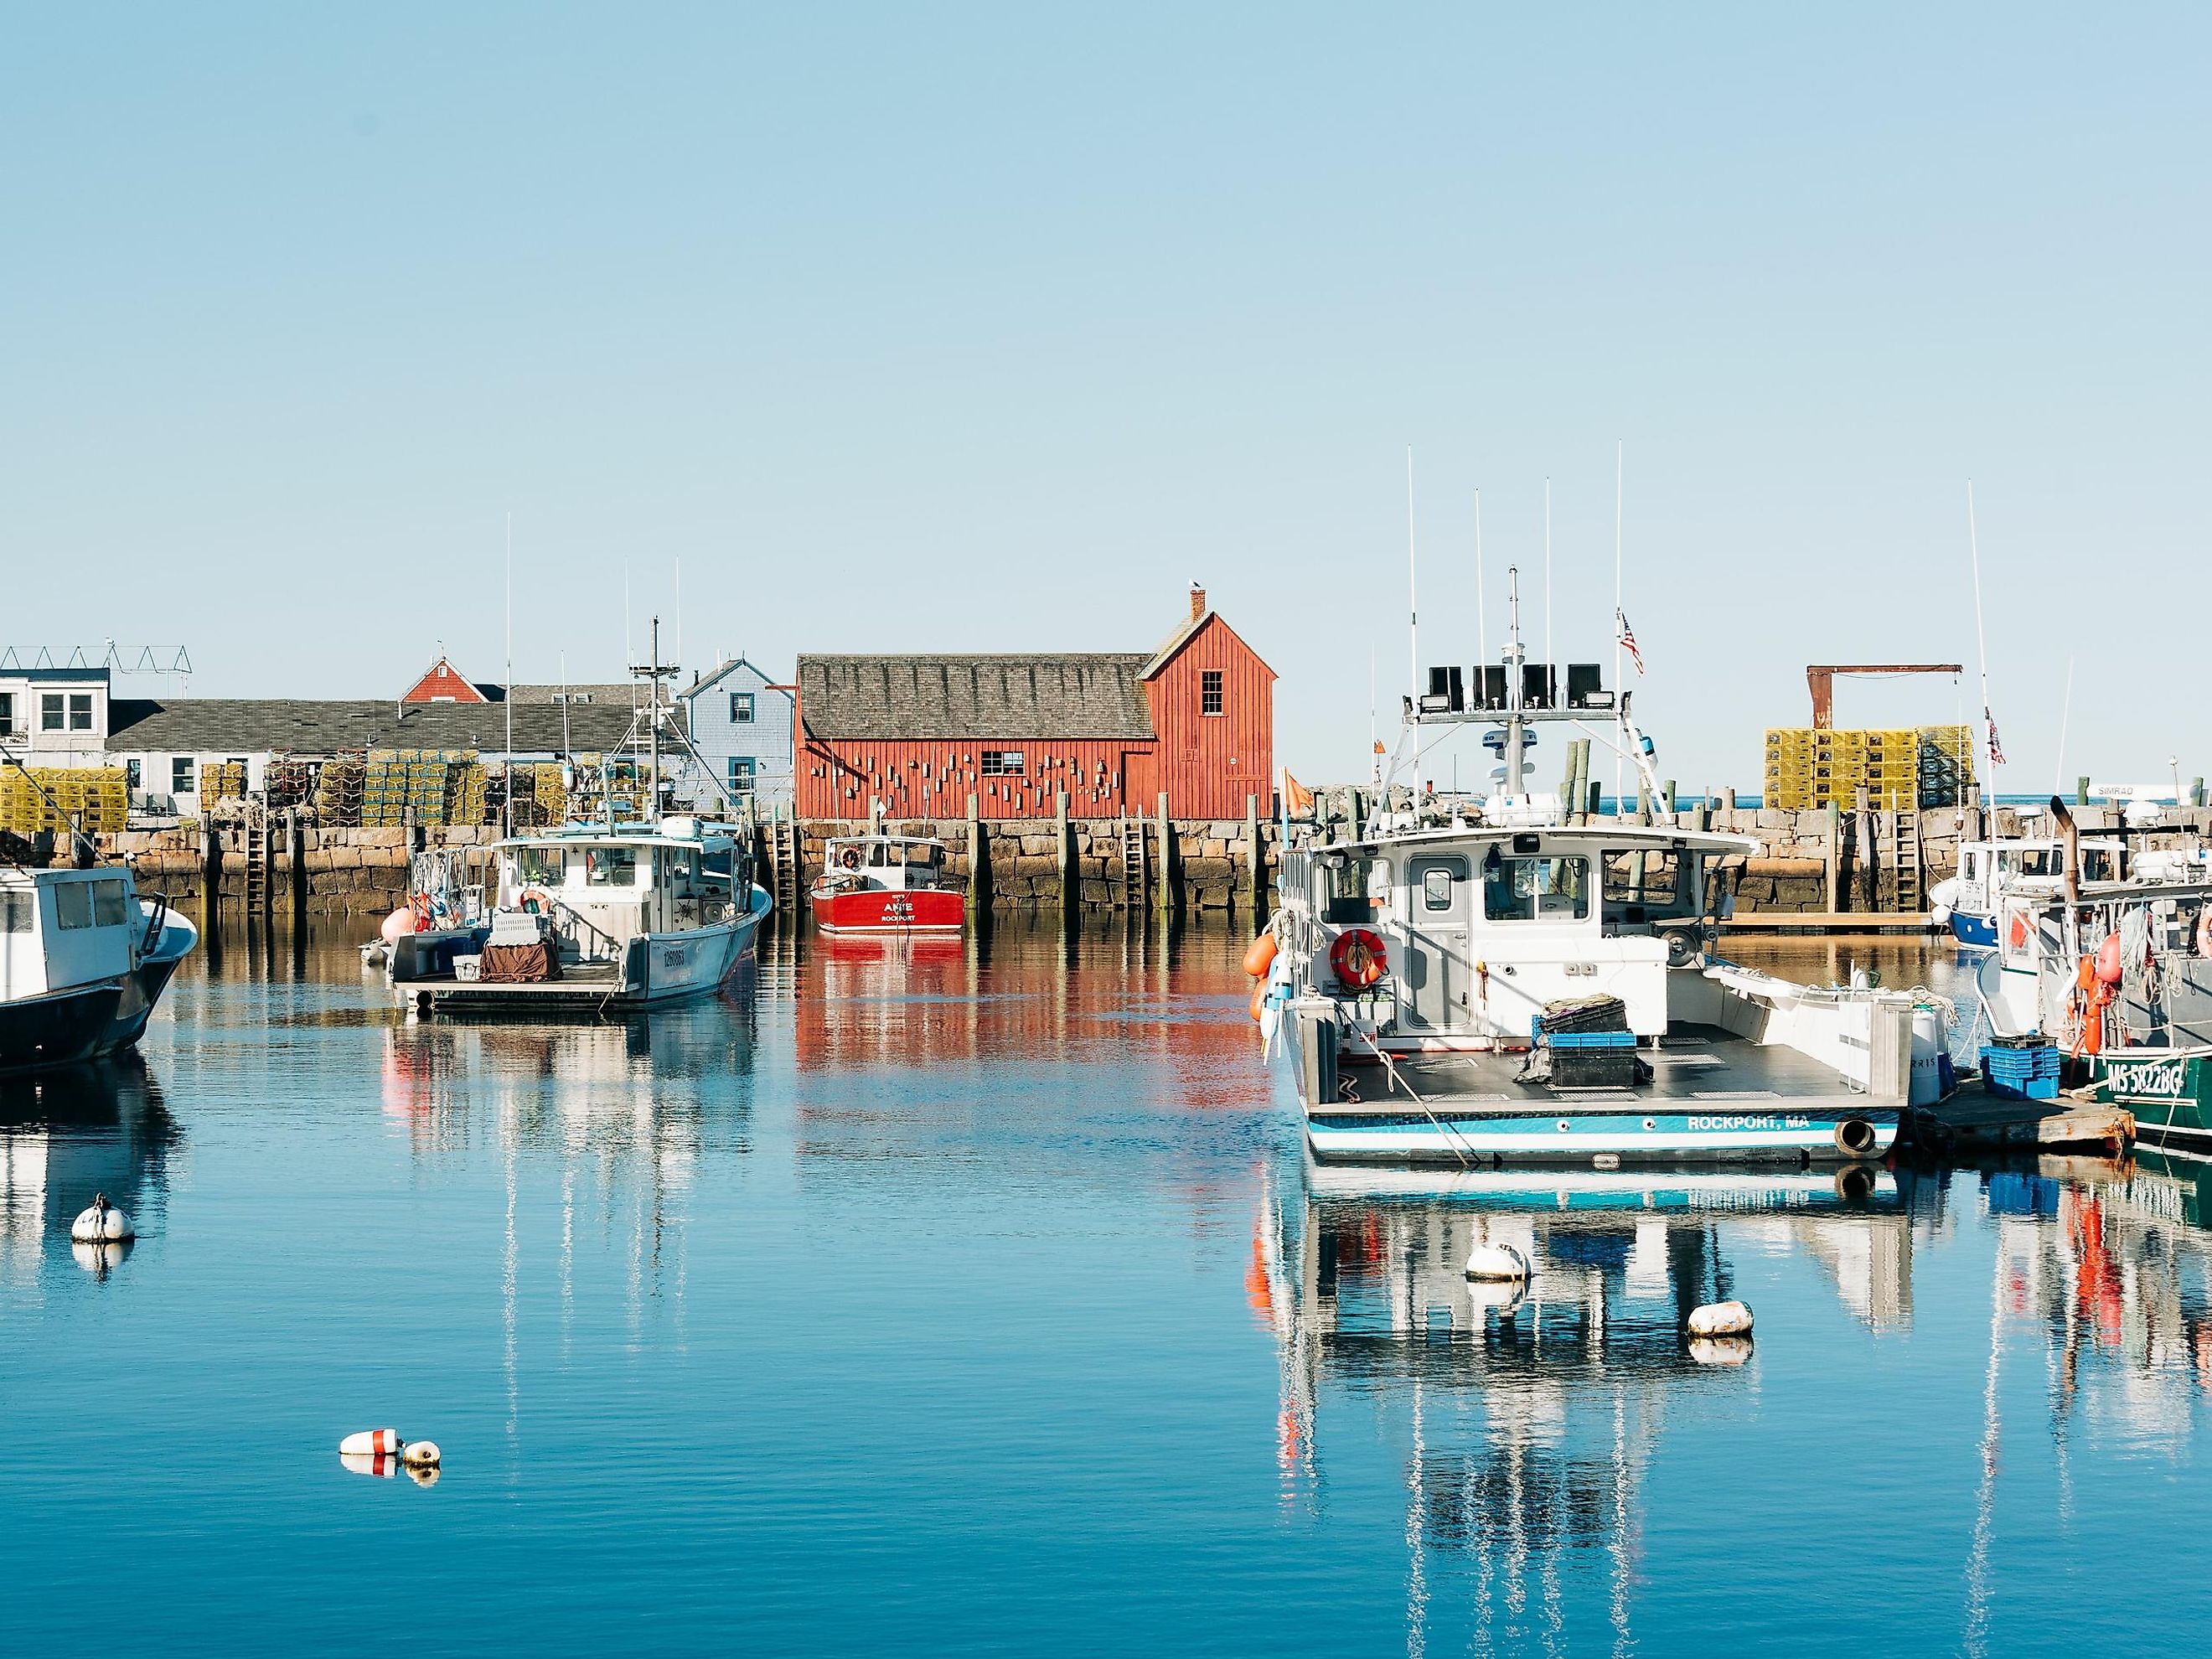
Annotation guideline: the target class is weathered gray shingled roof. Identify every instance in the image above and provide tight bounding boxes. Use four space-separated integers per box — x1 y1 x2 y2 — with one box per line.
798 654 1156 742
102 698 666 756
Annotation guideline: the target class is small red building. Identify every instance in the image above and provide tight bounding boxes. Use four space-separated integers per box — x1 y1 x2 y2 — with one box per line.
796 588 1274 820
400 655 492 705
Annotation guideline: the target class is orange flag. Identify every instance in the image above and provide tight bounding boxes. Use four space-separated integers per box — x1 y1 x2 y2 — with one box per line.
1283 771 1315 819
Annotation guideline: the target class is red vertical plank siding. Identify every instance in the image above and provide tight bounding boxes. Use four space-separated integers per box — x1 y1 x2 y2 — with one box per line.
1145 616 1275 820
797 732 1159 819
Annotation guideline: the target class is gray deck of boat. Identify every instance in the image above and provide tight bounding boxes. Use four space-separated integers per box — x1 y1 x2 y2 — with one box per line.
1325 1024 1862 1117
426 963 627 1005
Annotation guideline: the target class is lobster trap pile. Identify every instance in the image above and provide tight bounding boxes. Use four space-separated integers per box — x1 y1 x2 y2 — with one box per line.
1763 725 1977 810
0 767 131 835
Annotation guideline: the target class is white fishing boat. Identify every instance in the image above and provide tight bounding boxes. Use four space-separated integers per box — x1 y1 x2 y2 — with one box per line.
388 624 772 1014
1929 831 2128 949
1266 570 1941 1169
390 817 770 1014
1 863 199 1073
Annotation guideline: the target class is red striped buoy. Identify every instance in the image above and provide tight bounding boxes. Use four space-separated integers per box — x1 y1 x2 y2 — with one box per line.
339 1429 403 1457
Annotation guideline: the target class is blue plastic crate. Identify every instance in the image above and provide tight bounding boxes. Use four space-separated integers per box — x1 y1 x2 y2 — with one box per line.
1982 1043 2059 1082
1986 1074 2060 1101
1546 1030 1637 1051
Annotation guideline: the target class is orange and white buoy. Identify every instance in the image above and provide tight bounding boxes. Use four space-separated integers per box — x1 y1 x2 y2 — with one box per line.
1243 930 1278 979
339 1429 404 1458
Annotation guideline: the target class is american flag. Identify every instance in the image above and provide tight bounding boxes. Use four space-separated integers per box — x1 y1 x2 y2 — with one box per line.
1985 707 2007 767
1615 608 1645 675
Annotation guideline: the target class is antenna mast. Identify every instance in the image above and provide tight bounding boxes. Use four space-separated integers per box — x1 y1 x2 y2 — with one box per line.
1967 481 2000 775
1406 447 1419 713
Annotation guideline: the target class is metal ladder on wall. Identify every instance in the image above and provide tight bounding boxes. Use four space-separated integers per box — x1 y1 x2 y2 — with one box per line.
1119 812 1145 907
1891 809 1924 913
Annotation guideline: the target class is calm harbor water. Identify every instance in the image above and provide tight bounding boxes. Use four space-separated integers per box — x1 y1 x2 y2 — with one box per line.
3 920 2209 1655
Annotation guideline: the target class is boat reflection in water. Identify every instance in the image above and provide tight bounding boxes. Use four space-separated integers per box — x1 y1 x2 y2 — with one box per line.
1255 1160 1912 1652
0 1056 179 1282
1256 1147 2212 1654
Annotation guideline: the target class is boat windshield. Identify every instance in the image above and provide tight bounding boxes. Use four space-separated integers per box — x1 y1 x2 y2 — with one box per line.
1602 849 1681 907
517 846 566 885
1483 854 1591 922
586 846 638 887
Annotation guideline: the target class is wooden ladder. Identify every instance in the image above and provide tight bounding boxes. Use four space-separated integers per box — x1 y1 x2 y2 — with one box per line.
1119 812 1145 907
1892 809 1924 912
242 800 271 918
773 817 801 912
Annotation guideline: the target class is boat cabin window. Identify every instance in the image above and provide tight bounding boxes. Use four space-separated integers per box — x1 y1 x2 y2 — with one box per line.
1320 857 1380 923
2082 848 2117 882
54 882 93 930
1483 855 1591 923
2015 849 2054 876
586 846 638 887
2 892 31 933
904 844 939 869
1962 851 1979 882
1420 867 1454 911
1602 850 1681 907
92 879 127 927
665 848 700 892
517 847 566 885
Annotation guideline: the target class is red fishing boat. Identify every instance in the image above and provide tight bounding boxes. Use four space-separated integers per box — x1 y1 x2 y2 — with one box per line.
809 835 966 934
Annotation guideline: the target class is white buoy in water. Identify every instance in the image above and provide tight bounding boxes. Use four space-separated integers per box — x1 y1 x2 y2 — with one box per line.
339 1450 399 1478
70 1194 133 1243
1465 1242 1532 1283
339 1429 405 1458
400 1440 441 1469
1689 1336 1754 1367
1687 1300 1754 1338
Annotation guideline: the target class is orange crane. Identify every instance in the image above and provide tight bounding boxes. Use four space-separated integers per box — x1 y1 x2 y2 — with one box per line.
1806 664 1963 730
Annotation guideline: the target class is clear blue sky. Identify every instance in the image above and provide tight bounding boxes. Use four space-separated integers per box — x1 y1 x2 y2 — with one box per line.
3 4 2204 791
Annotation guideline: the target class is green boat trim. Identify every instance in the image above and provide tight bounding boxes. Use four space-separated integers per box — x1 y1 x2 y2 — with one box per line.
2093 1047 2212 1153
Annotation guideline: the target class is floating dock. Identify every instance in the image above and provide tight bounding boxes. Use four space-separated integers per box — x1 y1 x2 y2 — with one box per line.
1906 1084 2133 1155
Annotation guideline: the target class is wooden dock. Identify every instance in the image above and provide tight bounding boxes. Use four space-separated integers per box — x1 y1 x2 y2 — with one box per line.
1718 912 1942 934
1907 1083 2133 1155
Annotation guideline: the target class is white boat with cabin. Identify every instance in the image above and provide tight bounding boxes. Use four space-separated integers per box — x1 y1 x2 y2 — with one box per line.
1268 571 1935 1167
2 863 199 1073
387 626 772 1014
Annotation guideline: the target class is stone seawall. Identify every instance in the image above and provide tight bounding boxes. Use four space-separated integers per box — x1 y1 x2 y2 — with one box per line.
71 800 2199 920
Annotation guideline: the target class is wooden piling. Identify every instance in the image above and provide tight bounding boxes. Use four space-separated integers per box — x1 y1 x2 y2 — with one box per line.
1825 801 1842 913
1724 786 1738 813
1056 791 1072 914
200 809 221 921
2075 776 2090 807
1155 791 1174 918
288 809 308 935
1245 793 1263 928
966 793 990 915
2194 777 2205 809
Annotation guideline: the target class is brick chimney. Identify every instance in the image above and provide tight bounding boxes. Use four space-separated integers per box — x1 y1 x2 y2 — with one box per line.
1189 583 1206 621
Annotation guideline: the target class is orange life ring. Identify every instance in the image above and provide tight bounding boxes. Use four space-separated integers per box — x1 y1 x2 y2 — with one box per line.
519 887 551 915
1330 928 1388 990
